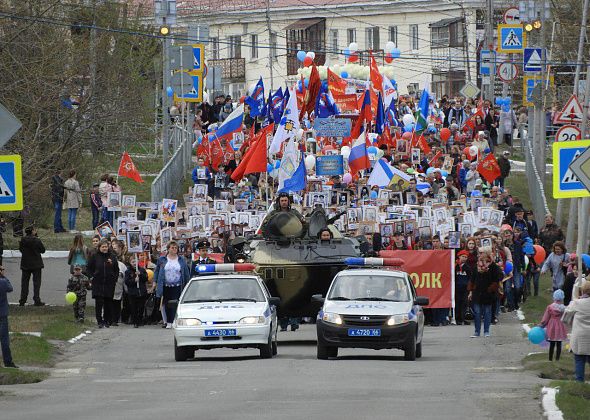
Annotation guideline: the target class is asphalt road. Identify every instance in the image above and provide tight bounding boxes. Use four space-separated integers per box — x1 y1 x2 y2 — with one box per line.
1 315 544 419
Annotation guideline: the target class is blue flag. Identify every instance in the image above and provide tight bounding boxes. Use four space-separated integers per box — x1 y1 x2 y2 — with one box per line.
262 91 273 127
315 84 339 118
278 153 306 193
416 88 430 131
245 77 265 117
375 91 385 135
270 87 284 123
386 97 399 127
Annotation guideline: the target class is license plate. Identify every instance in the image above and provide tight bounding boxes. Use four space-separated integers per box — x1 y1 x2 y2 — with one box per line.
204 329 237 337
348 328 381 337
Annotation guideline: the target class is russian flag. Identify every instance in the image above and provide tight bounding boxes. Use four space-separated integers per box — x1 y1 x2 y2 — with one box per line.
348 128 371 174
210 104 244 142
358 88 372 123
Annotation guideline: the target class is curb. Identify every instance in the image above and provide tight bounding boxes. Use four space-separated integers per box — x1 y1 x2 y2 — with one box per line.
541 387 564 420
3 250 69 258
68 330 93 344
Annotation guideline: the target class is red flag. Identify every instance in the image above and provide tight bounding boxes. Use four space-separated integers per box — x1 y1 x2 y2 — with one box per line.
462 108 485 132
327 68 347 95
197 138 211 166
429 150 443 166
231 124 274 182
117 152 144 183
477 153 501 183
413 133 431 155
300 64 321 120
369 51 383 92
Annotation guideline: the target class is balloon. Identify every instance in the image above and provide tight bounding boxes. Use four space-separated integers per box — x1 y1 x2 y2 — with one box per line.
65 292 77 304
297 50 306 62
304 155 316 170
402 114 415 126
391 48 401 58
426 167 435 175
306 51 315 60
166 86 174 97
582 254 590 268
239 96 246 104
370 190 378 199
340 146 351 158
501 224 512 231
403 124 414 133
267 163 273 173
348 52 359 63
502 104 511 112
384 53 393 64
533 245 547 264
340 71 349 78
505 96 512 104
441 170 448 177
146 269 154 281
343 173 352 184
504 261 513 275
528 326 546 345
349 42 359 52
275 161 281 169
303 56 313 67
471 190 482 197
367 146 378 155
469 145 479 157
376 149 384 159
440 128 451 142
304 79 309 88
495 97 503 105
407 168 415 175
402 132 413 140
385 41 395 52
343 48 350 58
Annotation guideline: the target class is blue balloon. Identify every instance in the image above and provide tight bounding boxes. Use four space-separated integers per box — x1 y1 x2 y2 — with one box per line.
495 96 503 105
370 190 378 199
367 146 378 155
484 148 491 154
441 170 448 177
297 50 306 62
267 163 273 173
426 167 435 175
505 96 512 104
304 79 309 88
528 326 546 345
582 254 590 268
275 161 281 169
343 48 350 58
336 139 342 145
471 190 482 197
166 86 174 97
504 261 513 275
297 80 302 91
340 71 349 78
391 48 401 58
403 125 413 133
502 104 511 112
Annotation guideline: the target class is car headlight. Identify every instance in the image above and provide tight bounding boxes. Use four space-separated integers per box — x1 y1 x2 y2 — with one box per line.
176 318 202 326
387 314 409 326
322 312 343 325
238 316 265 324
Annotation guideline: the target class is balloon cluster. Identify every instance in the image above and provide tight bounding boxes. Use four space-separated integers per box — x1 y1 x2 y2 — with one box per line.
384 41 401 63
343 42 359 63
297 50 315 67
495 96 512 112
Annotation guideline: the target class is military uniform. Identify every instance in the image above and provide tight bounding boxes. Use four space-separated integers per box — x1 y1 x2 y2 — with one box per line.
67 272 90 321
190 240 217 276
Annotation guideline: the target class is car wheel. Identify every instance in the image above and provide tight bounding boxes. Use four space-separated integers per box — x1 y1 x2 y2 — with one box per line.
416 341 422 359
404 334 416 361
174 338 192 362
260 332 273 359
317 344 338 360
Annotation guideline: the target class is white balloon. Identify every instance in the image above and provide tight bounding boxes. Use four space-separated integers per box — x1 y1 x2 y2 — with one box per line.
297 128 305 139
385 41 395 52
402 114 415 126
304 155 316 170
306 51 316 60
340 146 351 159
349 42 359 52
376 149 384 159
469 145 479 156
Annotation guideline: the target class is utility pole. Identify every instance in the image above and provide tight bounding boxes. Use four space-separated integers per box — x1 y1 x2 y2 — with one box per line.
265 0 274 92
484 0 495 101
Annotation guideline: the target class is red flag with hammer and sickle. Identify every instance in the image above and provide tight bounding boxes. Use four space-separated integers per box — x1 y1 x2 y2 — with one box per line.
118 152 144 183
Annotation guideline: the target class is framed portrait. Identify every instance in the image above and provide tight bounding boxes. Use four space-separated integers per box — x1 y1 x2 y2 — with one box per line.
480 236 493 249
390 192 403 206
136 202 151 209
362 206 378 222
449 205 463 218
418 226 432 241
448 231 461 249
140 224 152 236
337 191 350 207
107 191 122 212
404 220 416 236
442 156 454 173
347 208 361 224
411 148 421 164
424 198 435 207
433 207 449 226
193 184 208 200
357 185 371 201
418 217 431 228
396 139 408 156
160 227 172 249
122 195 136 208
238 213 250 225
189 215 206 232
462 211 476 226
146 219 160 237
459 223 473 239
378 190 390 200
234 199 248 212
141 235 152 251
213 200 229 213
232 223 244 236
484 198 499 209
357 221 377 235
161 199 178 223
96 221 114 239
176 209 188 228
249 214 261 228
126 230 143 253
478 207 492 226
452 198 468 212
117 217 129 234
136 208 147 221
470 196 483 211
308 192 329 209
380 223 394 238
405 192 418 206
489 210 503 229
394 221 405 234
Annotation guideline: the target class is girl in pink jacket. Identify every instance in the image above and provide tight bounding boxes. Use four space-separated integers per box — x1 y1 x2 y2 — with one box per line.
539 289 568 361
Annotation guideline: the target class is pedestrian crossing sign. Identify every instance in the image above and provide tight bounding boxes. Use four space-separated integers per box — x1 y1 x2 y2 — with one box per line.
497 24 526 53
0 154 23 211
553 139 590 198
173 71 204 103
192 44 204 72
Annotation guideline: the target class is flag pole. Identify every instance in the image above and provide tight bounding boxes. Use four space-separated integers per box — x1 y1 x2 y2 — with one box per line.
265 123 271 210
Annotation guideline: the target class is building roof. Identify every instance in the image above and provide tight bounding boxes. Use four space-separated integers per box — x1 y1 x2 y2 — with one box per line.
429 16 464 28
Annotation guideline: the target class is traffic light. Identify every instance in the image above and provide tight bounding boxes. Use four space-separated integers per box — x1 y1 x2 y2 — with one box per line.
159 25 171 36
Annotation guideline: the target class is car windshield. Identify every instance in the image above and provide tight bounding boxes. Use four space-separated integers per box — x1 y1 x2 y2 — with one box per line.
328 274 412 302
182 278 266 303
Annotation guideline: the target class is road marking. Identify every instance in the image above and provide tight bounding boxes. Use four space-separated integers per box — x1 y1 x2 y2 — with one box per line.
473 366 524 372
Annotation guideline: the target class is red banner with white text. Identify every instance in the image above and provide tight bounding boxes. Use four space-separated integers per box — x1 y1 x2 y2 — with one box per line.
379 250 454 309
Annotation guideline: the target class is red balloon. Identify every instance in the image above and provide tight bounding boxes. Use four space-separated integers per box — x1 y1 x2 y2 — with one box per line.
303 56 313 67
384 53 393 64
440 128 451 142
533 245 546 265
463 146 475 159
402 132 412 140
239 96 246 104
348 53 359 63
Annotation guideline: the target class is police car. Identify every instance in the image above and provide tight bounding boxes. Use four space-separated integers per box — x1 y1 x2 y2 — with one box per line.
172 264 280 361
314 258 428 361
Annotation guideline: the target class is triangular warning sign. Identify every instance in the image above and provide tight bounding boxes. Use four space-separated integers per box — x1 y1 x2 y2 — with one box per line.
503 30 522 47
556 95 583 124
527 51 541 68
562 150 582 183
0 174 14 197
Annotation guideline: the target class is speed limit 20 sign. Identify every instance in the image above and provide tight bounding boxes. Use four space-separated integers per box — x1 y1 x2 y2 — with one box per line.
555 125 582 142
497 62 519 82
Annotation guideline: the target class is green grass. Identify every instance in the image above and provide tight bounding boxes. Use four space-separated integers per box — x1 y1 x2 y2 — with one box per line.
9 334 54 367
523 351 585 381
10 306 92 340
550 380 590 420
0 367 49 385
519 273 554 323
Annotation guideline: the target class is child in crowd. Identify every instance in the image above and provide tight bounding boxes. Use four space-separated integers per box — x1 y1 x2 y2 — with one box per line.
67 264 91 323
455 250 472 325
539 289 568 361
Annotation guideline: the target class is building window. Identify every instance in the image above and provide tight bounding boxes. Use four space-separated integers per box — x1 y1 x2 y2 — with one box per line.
347 28 356 44
251 34 258 59
409 25 419 50
209 37 219 60
228 35 241 59
270 32 278 61
449 21 464 47
329 29 338 53
388 26 398 46
431 27 449 47
365 27 380 51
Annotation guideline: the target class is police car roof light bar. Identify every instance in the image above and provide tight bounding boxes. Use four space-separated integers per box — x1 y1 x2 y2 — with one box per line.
344 257 405 267
197 263 256 273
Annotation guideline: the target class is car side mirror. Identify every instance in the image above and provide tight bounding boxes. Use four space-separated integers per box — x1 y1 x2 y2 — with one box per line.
311 294 325 303
414 296 429 306
167 299 179 309
269 297 281 306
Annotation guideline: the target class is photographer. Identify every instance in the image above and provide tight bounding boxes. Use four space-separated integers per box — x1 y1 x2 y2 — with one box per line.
18 226 46 306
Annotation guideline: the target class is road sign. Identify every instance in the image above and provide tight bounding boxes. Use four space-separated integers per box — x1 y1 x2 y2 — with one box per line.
0 103 22 149
173 71 203 102
555 125 582 142
503 7 520 24
480 50 495 76
522 75 554 106
523 48 544 73
192 44 205 71
0 155 23 211
497 62 519 82
555 94 584 124
553 139 590 198
460 81 481 99
497 24 526 54
169 45 194 71
569 146 590 192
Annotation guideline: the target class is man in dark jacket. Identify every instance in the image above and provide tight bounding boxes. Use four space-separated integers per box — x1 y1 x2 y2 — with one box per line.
496 151 511 187
19 226 46 306
51 170 66 233
0 266 17 368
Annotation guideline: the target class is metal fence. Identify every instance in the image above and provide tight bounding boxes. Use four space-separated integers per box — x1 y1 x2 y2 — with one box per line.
151 125 193 202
